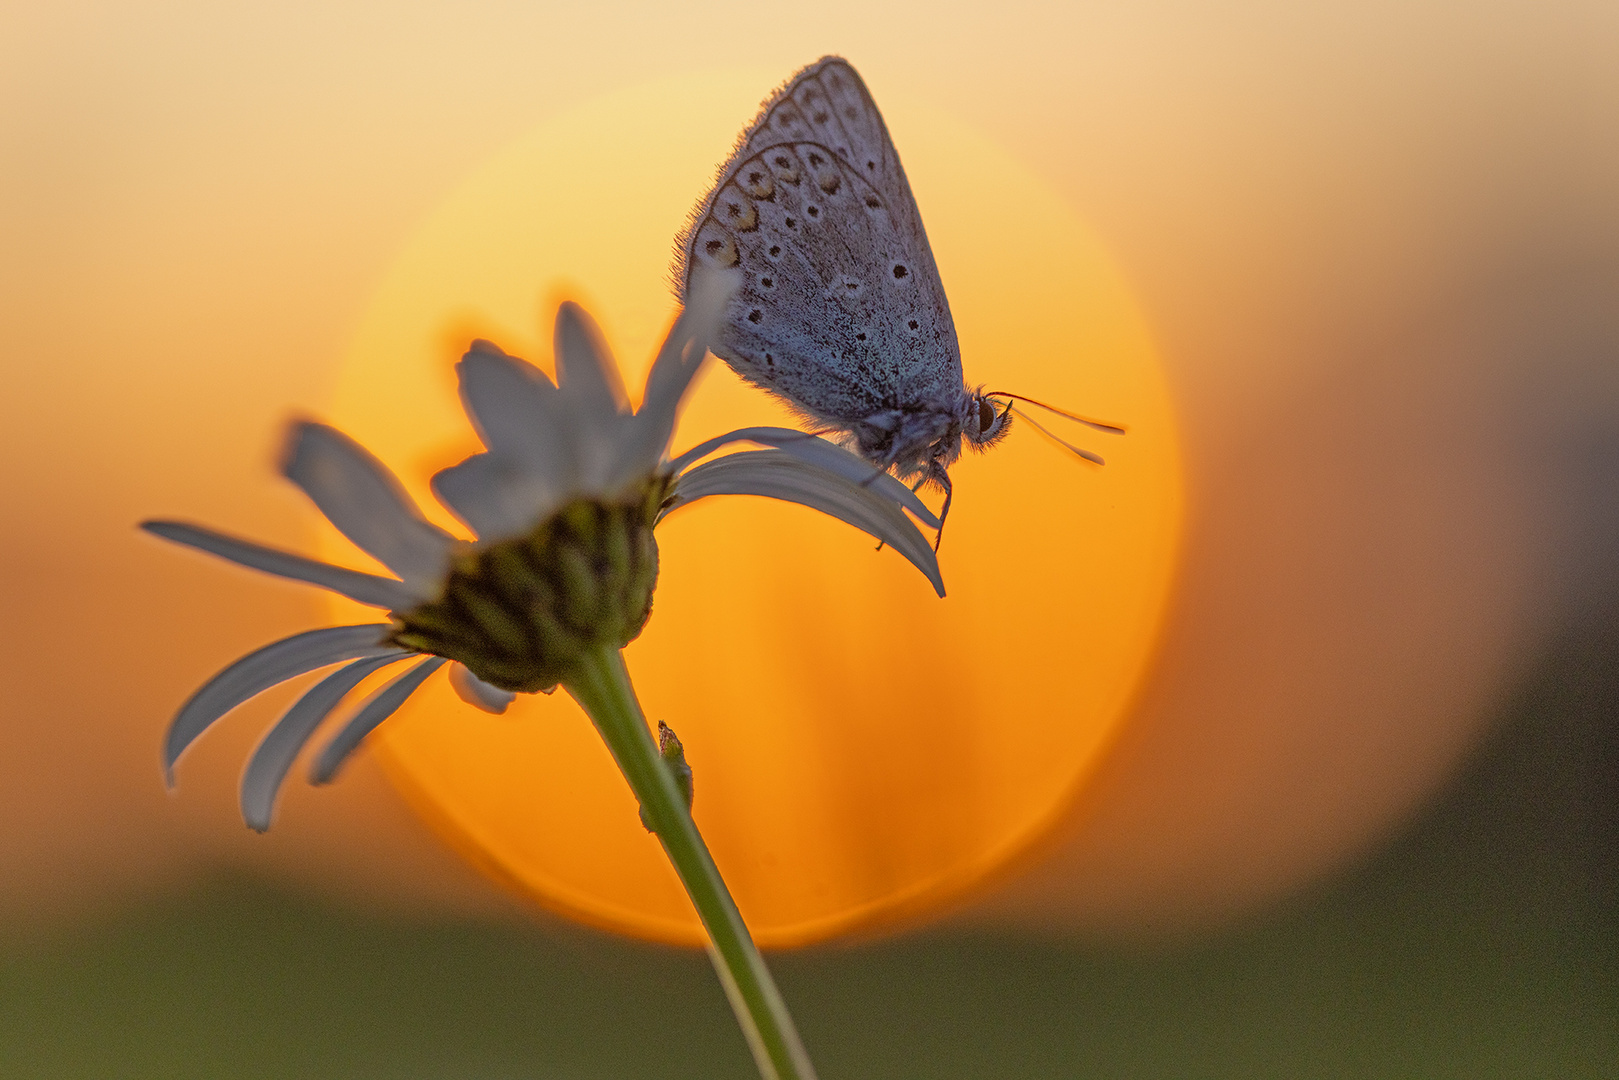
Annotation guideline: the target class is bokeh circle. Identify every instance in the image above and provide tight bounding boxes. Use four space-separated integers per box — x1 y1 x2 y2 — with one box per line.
322 69 1182 946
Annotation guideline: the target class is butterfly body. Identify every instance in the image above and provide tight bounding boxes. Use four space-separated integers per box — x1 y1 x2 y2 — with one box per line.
675 57 1009 523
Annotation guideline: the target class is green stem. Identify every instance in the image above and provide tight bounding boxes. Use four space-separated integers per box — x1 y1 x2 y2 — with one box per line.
566 645 819 1080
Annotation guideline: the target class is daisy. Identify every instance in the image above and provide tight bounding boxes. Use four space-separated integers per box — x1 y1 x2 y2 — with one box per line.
143 270 943 832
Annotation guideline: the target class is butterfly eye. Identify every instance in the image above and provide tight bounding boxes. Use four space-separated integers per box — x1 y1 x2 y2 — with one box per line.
978 398 998 436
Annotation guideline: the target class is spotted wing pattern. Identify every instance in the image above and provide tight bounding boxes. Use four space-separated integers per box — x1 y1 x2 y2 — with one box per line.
674 57 965 427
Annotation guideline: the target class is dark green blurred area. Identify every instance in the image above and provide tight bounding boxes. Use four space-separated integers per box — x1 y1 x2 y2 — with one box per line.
4 613 1614 1080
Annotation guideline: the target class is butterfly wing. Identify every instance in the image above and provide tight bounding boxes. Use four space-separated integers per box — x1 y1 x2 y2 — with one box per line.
675 57 964 428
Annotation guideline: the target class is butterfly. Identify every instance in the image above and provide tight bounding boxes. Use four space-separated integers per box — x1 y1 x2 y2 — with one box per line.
674 56 1121 537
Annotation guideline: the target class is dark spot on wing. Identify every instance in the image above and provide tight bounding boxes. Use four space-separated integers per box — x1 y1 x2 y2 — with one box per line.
892 264 909 279
742 168 775 200
768 244 781 258
760 276 774 289
806 205 819 218
773 105 807 137
771 154 801 184
747 309 763 324
721 199 758 231
701 234 739 268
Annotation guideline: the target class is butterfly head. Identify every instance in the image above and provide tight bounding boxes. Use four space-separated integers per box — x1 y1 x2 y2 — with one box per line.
961 390 1013 450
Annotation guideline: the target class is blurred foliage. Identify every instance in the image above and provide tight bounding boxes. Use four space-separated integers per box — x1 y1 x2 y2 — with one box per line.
2 611 1613 1079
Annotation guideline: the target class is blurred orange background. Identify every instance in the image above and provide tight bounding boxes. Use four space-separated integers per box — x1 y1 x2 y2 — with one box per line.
3 0 1616 944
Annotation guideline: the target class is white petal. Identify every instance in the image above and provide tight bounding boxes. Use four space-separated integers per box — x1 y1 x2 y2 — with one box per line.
449 663 515 714
606 329 704 491
281 422 454 600
240 653 411 831
141 521 415 610
617 268 742 482
431 453 555 542
553 303 641 492
467 338 508 356
456 349 579 484
670 451 945 597
164 624 402 784
669 427 941 529
310 656 448 784
554 302 629 421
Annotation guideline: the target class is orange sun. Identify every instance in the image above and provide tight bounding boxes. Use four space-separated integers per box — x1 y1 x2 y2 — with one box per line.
319 69 1182 947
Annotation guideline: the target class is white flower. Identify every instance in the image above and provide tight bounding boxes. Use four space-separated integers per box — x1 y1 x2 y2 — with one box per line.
144 271 943 831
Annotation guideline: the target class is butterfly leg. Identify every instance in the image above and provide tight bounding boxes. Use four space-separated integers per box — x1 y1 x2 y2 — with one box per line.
932 469 953 552
883 466 949 551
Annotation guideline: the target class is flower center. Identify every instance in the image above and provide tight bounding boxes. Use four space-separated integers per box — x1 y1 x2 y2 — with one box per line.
389 476 672 693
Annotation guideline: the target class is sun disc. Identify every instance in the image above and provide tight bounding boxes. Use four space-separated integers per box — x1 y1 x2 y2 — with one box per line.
322 68 1182 947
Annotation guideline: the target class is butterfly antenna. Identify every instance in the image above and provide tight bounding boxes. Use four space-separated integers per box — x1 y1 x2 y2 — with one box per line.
1009 405 1106 465
983 392 1127 435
